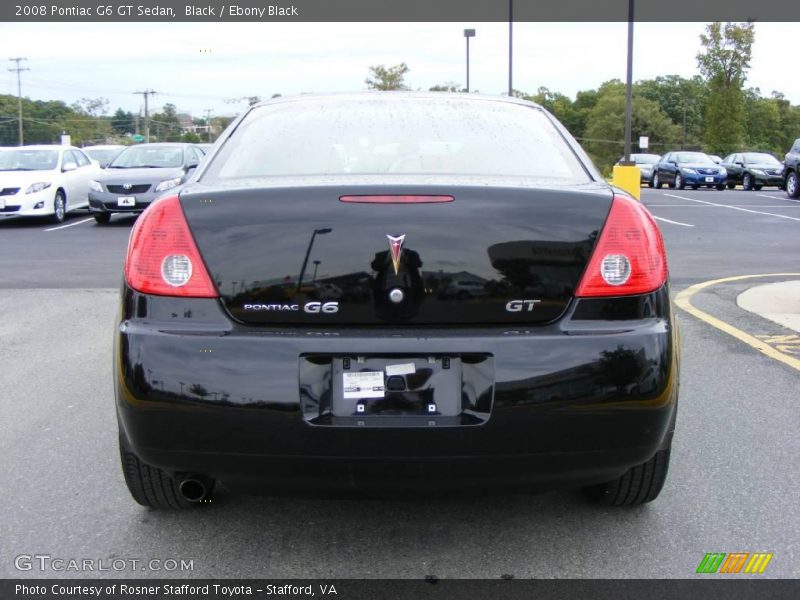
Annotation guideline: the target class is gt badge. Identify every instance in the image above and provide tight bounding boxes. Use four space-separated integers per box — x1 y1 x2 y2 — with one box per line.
387 234 406 275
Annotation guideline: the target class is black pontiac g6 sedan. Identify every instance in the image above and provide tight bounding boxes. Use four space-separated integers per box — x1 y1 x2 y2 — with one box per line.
115 93 679 508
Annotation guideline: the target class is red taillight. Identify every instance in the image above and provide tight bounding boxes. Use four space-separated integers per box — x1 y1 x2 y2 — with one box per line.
124 195 218 298
575 194 667 298
339 195 454 204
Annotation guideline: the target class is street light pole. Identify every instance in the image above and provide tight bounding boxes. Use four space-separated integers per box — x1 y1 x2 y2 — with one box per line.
297 228 332 292
622 0 635 164
464 29 475 93
312 260 320 283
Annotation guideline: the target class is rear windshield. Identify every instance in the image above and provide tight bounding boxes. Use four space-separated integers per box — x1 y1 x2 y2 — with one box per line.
201 97 590 182
109 145 184 169
632 154 660 164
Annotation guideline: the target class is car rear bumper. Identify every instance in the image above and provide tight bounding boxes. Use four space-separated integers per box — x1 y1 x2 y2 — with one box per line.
115 285 679 491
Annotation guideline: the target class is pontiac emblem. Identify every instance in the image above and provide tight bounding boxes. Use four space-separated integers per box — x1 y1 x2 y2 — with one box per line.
386 234 405 275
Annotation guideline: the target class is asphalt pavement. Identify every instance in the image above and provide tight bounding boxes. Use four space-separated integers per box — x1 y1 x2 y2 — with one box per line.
0 187 798 579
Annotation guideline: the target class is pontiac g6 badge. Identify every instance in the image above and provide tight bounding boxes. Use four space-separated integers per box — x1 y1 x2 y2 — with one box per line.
387 234 405 275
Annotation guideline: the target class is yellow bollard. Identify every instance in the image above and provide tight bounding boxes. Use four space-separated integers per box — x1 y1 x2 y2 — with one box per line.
611 165 641 200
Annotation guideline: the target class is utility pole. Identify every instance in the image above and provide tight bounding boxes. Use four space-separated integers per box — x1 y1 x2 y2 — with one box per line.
8 57 29 145
204 109 213 142
134 89 156 142
622 0 635 163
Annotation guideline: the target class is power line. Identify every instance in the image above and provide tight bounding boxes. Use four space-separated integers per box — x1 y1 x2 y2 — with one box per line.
8 57 29 145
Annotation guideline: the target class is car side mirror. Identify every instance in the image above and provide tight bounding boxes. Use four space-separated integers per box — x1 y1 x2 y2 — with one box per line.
185 163 198 171
62 162 77 172
736 161 744 166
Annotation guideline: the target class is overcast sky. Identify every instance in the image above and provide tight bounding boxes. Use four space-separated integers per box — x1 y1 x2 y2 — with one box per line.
0 22 795 118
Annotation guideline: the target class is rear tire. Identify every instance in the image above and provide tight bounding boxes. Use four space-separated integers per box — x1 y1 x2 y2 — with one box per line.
743 173 753 191
119 434 214 509
51 191 66 224
753 184 762 191
727 182 736 189
585 446 671 506
93 213 111 225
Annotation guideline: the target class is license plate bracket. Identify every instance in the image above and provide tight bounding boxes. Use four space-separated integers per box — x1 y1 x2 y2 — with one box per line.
705 176 715 183
299 353 494 427
117 196 136 207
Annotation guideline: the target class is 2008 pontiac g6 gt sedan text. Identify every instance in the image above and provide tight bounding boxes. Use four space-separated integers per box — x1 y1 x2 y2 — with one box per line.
115 93 679 509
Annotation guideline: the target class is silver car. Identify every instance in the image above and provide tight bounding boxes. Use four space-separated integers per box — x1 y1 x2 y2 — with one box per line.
87 143 205 224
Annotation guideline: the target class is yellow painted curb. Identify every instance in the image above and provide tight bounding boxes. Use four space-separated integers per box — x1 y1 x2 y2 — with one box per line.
674 273 800 372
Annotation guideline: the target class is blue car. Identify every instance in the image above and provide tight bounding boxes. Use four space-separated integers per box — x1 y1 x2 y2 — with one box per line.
652 151 727 190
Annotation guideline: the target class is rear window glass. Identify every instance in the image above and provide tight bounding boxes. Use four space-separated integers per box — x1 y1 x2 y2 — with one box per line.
202 97 590 182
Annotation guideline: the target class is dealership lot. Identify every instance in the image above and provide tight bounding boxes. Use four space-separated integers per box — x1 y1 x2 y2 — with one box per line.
0 187 798 578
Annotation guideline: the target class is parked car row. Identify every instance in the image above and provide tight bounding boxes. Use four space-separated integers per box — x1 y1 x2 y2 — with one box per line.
619 144 797 196
0 142 207 223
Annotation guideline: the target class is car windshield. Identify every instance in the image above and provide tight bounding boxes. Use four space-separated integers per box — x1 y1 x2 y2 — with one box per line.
202 97 591 182
0 149 59 171
676 152 714 164
109 145 184 168
633 155 660 164
743 153 781 165
86 148 122 164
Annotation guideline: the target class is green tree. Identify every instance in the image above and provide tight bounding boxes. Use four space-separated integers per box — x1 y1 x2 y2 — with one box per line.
696 22 755 154
743 88 782 153
583 86 680 173
365 63 410 91
150 102 183 142
635 75 708 148
429 82 464 92
111 108 135 135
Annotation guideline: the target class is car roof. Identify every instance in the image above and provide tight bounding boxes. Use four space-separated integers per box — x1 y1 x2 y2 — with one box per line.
250 91 544 111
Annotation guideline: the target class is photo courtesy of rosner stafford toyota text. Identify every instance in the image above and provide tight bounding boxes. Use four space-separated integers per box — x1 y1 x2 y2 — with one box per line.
1 0 799 598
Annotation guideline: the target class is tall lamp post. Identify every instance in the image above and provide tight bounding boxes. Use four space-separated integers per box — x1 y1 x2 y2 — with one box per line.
464 28 476 93
312 260 321 283
622 0 635 164
297 228 332 292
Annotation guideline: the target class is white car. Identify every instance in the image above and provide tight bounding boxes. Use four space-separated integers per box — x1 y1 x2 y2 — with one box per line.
0 145 100 223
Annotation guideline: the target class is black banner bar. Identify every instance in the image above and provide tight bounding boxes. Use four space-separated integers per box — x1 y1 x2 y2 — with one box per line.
3 0 800 23
3 580 800 600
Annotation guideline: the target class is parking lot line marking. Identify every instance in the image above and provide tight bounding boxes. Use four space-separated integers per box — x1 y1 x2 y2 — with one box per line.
757 193 800 204
653 216 694 227
675 273 800 373
663 194 800 222
44 218 94 232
